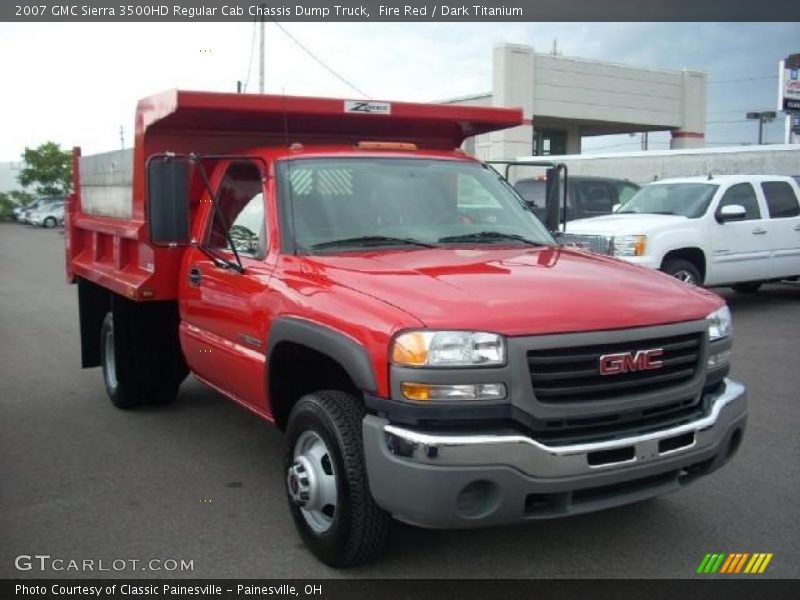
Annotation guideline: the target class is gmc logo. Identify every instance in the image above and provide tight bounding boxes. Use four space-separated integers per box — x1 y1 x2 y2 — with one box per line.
599 348 664 375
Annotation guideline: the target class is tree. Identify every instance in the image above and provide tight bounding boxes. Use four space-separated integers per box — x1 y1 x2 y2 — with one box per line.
18 142 72 196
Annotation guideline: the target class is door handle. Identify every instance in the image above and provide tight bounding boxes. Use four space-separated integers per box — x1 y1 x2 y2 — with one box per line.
188 267 202 286
751 228 767 235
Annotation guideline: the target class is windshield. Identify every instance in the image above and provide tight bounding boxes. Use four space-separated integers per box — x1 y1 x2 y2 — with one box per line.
278 158 554 254
618 183 718 218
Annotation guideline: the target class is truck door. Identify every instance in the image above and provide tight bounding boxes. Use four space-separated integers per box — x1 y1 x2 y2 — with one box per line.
707 182 771 285
759 180 800 279
179 159 275 413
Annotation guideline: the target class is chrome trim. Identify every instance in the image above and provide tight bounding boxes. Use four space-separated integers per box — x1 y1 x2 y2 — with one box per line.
381 379 745 477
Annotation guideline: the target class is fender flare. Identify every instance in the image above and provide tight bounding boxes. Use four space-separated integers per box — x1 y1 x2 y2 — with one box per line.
266 317 378 393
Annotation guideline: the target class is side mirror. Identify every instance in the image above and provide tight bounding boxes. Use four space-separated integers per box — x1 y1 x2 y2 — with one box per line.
147 155 190 245
544 167 561 232
612 203 621 213
716 204 747 223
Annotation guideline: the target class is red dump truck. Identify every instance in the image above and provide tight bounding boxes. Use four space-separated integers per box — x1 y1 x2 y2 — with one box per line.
66 90 747 566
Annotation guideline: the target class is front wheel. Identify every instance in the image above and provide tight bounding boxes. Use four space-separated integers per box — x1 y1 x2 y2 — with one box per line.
284 391 390 567
662 259 702 286
43 216 57 228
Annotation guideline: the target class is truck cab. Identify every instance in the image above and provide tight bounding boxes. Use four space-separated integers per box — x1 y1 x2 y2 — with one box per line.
66 91 747 567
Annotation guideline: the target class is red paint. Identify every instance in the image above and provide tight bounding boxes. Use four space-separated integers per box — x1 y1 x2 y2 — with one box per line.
66 90 723 416
671 131 705 139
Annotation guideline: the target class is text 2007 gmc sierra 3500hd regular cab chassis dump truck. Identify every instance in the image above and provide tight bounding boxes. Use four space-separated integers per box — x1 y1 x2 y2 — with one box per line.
66 90 747 567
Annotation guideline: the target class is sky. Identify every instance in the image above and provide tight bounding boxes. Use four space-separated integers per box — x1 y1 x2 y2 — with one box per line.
0 21 798 164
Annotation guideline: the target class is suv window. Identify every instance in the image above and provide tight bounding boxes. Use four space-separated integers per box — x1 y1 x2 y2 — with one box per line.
577 181 614 213
717 183 761 220
208 162 265 257
615 182 640 205
761 181 800 219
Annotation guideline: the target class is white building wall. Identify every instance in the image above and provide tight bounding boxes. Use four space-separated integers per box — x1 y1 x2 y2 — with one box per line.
445 44 708 159
514 145 800 185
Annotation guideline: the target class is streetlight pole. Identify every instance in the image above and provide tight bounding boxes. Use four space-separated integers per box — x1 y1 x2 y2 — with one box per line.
746 111 776 145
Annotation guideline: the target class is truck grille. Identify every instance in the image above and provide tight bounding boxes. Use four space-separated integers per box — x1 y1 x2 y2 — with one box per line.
527 332 703 403
559 233 612 255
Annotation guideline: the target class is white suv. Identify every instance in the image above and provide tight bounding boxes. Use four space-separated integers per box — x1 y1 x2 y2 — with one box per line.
564 175 800 292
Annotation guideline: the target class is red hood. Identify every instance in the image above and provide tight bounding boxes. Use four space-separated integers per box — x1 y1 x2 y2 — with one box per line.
303 247 722 336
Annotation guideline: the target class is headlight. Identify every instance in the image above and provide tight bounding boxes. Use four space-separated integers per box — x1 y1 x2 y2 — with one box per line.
391 331 505 367
706 306 732 341
612 234 647 257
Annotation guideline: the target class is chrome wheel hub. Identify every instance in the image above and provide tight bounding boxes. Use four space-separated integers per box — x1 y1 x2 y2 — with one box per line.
288 431 337 533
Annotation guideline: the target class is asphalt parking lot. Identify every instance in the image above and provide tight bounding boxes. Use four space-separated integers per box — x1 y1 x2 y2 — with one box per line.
1 222 798 579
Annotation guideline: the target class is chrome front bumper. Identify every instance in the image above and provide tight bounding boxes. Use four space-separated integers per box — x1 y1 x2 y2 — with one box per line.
363 378 747 528
380 379 746 478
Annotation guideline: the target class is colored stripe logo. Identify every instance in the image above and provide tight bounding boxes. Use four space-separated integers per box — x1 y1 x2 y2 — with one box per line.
697 553 773 574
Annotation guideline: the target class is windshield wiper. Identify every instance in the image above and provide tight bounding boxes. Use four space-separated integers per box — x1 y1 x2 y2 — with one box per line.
438 231 544 246
311 235 438 251
618 210 675 215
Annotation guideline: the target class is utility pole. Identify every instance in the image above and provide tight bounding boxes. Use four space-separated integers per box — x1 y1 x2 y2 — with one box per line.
258 4 266 94
641 131 649 151
119 126 124 150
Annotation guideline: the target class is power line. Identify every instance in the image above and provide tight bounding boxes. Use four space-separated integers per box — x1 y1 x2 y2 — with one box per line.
270 20 369 98
707 119 750 124
709 75 778 84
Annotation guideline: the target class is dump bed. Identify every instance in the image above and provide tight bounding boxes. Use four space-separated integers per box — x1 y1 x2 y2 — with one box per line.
65 89 523 301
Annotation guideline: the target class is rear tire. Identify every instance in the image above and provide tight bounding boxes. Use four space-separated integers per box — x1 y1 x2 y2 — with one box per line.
732 282 762 293
284 390 390 567
100 313 145 409
100 312 185 408
662 259 702 286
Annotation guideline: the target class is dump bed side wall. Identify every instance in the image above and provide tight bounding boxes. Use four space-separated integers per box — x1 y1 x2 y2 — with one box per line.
80 149 133 219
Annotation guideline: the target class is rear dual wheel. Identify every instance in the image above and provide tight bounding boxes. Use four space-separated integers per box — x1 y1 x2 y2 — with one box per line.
100 313 183 409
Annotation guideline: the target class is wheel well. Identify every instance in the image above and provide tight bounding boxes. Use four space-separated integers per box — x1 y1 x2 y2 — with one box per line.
269 342 360 431
661 248 706 282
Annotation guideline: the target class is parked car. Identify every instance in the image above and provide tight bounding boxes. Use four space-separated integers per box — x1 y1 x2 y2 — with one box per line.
565 175 800 291
20 196 63 224
29 199 65 228
514 175 640 222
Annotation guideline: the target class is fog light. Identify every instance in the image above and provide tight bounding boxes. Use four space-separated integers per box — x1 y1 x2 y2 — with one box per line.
707 350 731 368
401 382 506 401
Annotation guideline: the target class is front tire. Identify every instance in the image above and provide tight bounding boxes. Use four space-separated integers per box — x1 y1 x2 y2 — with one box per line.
43 216 57 228
662 259 702 286
284 390 390 567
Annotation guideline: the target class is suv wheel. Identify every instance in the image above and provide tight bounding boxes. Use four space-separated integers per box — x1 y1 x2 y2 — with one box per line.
732 282 762 294
662 259 702 286
284 390 390 567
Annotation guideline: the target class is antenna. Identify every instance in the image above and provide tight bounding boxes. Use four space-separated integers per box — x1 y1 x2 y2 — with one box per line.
258 3 266 93
282 87 298 255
